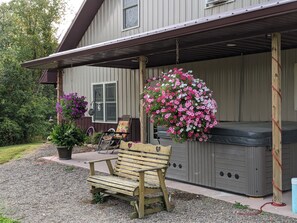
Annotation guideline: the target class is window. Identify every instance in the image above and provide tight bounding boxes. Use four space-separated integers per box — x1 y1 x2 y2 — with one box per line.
206 0 234 8
92 82 117 123
122 0 139 30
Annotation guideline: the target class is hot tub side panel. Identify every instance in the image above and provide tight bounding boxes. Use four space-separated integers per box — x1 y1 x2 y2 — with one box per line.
188 141 216 187
264 144 295 194
159 139 189 182
214 144 248 194
246 146 267 197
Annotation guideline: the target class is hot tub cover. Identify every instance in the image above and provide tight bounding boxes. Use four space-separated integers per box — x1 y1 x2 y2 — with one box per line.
157 122 297 147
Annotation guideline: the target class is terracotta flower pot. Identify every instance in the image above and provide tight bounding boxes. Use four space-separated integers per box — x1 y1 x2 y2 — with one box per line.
57 146 73 160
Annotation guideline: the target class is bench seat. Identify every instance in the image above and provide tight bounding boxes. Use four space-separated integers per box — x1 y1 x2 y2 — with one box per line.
87 141 173 218
87 175 160 196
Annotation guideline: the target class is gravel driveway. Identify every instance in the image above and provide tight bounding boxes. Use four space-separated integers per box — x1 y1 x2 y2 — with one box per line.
0 144 296 223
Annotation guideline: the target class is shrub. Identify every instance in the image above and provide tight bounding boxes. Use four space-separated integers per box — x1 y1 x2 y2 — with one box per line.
85 132 103 145
0 118 23 146
92 132 103 144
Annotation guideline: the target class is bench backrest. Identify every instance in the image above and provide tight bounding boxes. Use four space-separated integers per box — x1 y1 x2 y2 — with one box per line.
114 141 172 185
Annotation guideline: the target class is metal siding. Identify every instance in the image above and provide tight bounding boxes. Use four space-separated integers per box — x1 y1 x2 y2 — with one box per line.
241 53 271 121
283 49 297 121
63 47 297 123
78 0 281 47
63 66 140 119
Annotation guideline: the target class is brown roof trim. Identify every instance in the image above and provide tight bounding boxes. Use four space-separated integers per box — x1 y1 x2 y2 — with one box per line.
58 0 104 52
23 0 297 69
38 0 104 84
39 70 57 84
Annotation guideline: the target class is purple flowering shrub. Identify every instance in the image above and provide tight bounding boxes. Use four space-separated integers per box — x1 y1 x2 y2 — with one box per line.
56 93 88 121
143 68 218 143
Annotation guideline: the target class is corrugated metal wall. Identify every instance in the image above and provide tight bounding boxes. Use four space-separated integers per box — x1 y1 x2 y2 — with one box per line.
63 66 140 118
64 48 297 121
63 0 297 122
78 0 278 47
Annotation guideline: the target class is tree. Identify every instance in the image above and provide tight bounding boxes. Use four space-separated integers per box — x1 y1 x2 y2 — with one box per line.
0 0 66 146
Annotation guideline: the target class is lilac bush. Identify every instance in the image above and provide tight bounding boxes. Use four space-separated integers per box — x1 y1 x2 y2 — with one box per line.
56 93 88 121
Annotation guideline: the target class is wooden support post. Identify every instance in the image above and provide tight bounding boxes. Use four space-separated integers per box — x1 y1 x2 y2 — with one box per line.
271 32 282 204
57 69 63 124
139 56 147 143
138 171 145 218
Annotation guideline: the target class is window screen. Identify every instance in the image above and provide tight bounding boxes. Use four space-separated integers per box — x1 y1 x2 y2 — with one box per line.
123 0 139 29
92 82 117 122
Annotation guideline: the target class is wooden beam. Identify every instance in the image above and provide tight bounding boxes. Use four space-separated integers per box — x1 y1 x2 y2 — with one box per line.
139 56 147 143
271 32 282 204
57 69 63 124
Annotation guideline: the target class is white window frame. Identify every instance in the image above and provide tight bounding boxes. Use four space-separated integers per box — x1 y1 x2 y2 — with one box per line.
91 81 118 123
122 0 140 31
205 0 235 8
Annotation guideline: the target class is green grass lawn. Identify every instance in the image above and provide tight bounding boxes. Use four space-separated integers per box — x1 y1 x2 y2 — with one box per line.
0 213 19 223
0 143 42 164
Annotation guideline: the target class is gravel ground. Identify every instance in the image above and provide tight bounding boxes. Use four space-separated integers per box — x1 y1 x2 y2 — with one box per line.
0 144 297 223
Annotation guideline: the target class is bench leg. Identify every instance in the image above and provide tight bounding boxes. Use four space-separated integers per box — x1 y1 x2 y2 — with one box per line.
138 172 145 218
157 170 173 211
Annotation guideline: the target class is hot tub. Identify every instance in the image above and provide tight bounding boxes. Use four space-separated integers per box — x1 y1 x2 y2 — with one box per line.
156 122 297 197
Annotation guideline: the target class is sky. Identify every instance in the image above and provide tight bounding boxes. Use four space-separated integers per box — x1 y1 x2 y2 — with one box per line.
0 0 85 42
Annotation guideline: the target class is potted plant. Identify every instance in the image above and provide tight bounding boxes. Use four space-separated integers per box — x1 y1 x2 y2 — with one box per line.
50 122 85 160
51 92 88 159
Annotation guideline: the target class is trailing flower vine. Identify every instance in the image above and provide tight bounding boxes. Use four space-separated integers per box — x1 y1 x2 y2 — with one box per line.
143 68 218 143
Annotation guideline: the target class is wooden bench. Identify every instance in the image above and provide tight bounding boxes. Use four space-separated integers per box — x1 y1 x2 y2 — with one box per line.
87 141 173 219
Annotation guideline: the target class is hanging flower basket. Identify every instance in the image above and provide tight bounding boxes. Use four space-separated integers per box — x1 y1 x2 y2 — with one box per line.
143 68 218 143
56 93 88 121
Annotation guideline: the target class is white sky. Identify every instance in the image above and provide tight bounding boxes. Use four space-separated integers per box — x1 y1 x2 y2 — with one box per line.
0 0 85 42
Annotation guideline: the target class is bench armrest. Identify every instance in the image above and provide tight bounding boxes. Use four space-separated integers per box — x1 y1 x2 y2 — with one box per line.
88 157 117 176
88 157 117 164
134 166 167 173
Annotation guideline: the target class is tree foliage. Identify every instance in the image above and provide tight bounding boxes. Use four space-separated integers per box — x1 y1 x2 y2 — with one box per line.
0 0 66 146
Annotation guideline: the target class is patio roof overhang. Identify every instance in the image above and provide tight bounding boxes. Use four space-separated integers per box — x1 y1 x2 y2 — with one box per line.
22 0 297 70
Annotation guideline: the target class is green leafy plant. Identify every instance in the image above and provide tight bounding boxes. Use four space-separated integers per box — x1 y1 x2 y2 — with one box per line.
92 132 103 144
93 192 105 204
64 166 75 172
50 123 85 149
85 132 103 145
0 213 19 223
233 201 249 209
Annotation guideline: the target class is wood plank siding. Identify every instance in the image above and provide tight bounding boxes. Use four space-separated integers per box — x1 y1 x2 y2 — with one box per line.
76 117 140 142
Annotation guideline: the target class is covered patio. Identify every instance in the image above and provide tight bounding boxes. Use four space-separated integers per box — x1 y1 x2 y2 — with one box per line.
22 0 297 206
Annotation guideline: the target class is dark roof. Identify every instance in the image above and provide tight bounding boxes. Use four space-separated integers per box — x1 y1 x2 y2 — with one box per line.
39 0 104 84
25 0 297 71
57 0 104 52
